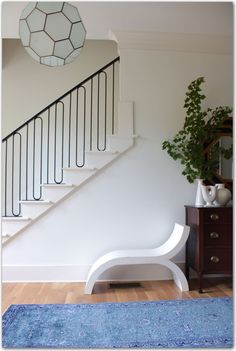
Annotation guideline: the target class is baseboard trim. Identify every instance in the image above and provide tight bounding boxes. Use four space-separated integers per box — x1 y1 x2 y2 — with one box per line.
2 262 185 283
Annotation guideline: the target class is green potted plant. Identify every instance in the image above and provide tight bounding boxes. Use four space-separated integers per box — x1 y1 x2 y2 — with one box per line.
162 77 232 205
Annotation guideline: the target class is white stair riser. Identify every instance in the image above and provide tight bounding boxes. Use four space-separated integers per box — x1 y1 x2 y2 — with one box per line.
21 203 52 219
42 187 73 202
85 154 118 168
108 136 134 152
2 220 30 236
63 170 96 186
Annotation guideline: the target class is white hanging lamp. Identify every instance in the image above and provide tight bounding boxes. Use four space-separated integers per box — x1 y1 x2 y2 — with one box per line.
19 2 86 67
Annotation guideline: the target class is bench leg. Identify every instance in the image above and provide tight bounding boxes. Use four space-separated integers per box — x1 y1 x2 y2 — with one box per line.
163 260 189 291
85 261 115 294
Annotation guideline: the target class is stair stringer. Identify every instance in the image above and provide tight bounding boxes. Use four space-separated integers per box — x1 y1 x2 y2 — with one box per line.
2 101 135 246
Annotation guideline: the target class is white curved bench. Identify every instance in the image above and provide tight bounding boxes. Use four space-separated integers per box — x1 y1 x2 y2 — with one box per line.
85 223 190 294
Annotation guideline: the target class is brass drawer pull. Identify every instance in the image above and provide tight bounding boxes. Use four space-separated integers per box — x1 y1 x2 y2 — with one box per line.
210 256 220 263
210 232 220 239
210 213 219 221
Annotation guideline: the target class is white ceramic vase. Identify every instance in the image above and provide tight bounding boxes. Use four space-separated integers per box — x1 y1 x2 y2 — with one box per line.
201 185 217 207
214 184 231 207
195 179 205 207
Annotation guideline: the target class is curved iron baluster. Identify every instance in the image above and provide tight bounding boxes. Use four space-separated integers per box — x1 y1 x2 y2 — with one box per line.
33 116 43 200
76 86 86 167
90 78 93 151
68 92 72 168
47 108 50 184
97 71 107 151
11 132 22 216
112 63 115 135
4 139 8 217
25 124 29 200
54 101 65 184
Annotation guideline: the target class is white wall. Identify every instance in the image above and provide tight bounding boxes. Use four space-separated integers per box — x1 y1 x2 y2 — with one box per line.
2 33 233 282
2 39 118 138
2 2 233 39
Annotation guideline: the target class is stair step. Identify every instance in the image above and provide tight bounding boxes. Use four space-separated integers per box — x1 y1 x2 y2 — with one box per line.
2 216 31 239
2 216 31 221
42 183 75 202
86 150 119 155
41 183 74 187
110 134 138 139
63 167 97 171
2 234 11 243
19 200 52 204
2 233 11 238
20 200 53 219
63 166 97 186
85 150 120 168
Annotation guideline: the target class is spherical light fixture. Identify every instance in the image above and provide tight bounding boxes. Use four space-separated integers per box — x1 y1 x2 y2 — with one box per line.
19 2 86 67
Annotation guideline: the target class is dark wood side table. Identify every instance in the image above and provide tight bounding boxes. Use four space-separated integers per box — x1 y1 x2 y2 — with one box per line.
185 205 233 293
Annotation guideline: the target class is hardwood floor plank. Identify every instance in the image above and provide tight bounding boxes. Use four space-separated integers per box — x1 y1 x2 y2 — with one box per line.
2 278 232 313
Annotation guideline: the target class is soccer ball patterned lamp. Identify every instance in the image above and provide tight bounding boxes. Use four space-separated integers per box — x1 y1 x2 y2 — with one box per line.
19 2 86 67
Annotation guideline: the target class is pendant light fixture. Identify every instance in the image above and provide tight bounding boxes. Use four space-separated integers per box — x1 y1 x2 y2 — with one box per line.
19 2 86 67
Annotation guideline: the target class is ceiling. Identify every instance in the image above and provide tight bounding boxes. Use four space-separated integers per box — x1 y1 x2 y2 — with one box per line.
2 1 233 39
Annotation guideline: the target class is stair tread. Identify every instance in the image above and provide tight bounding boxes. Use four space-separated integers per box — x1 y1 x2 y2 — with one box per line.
41 183 74 187
63 167 97 171
110 134 138 139
19 200 52 204
86 150 119 155
2 216 31 221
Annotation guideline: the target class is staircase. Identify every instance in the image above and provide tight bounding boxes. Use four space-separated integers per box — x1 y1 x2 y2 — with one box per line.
2 57 136 244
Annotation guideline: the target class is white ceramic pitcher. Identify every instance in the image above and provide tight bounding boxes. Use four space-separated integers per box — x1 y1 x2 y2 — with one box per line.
214 184 231 207
201 185 217 207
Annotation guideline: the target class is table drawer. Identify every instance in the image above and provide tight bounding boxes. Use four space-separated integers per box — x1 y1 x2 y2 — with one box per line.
204 248 232 273
204 224 232 247
203 209 232 224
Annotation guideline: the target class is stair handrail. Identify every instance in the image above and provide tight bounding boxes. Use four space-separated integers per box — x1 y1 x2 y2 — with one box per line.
2 56 120 142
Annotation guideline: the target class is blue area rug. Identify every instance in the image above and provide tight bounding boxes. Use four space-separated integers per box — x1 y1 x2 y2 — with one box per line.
2 297 232 348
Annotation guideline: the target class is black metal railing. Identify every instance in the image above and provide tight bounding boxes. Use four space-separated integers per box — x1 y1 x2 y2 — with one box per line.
2 57 120 217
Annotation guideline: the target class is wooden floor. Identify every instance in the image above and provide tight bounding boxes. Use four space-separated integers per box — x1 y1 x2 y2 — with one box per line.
2 278 232 313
